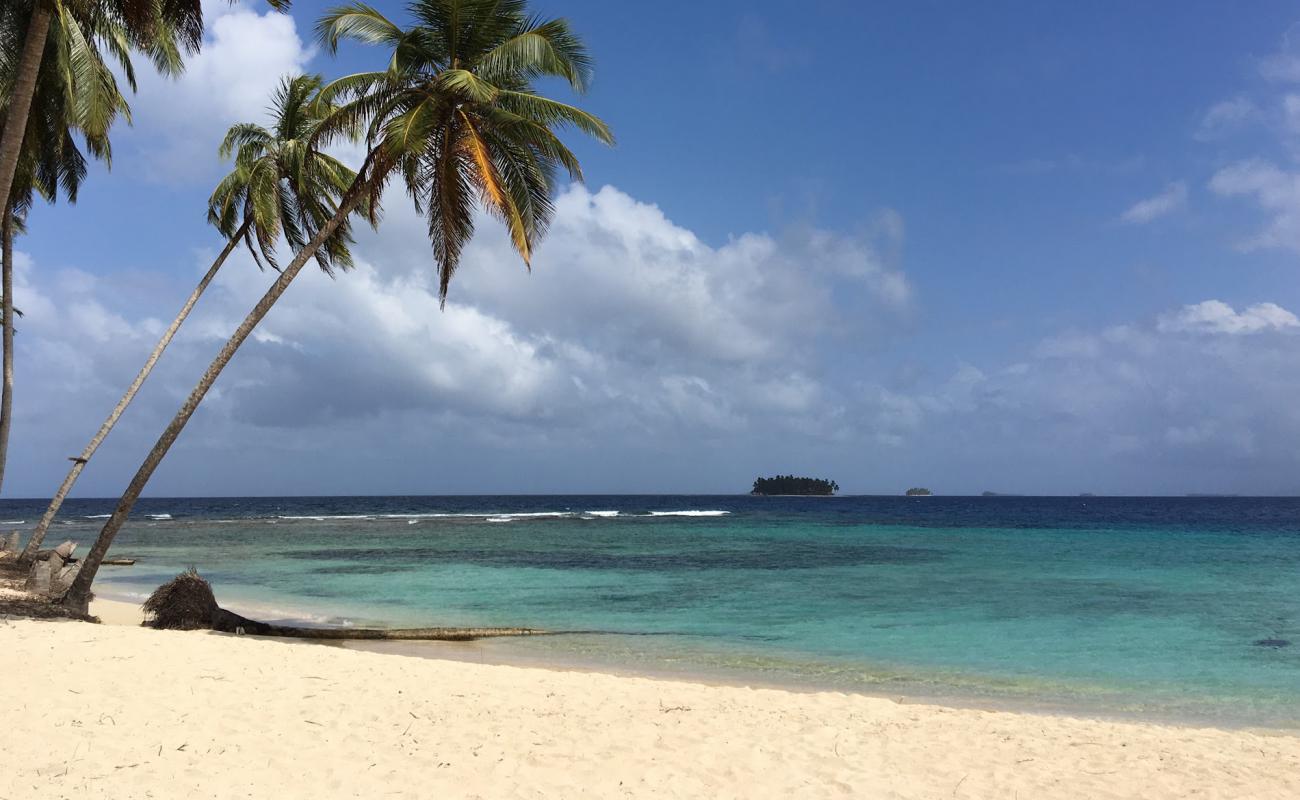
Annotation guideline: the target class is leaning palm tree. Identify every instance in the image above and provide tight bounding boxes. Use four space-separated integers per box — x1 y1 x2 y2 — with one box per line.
17 73 363 567
0 0 279 250
59 0 613 611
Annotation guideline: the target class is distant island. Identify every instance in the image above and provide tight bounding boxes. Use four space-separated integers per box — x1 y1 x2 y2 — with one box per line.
905 487 933 496
751 476 839 496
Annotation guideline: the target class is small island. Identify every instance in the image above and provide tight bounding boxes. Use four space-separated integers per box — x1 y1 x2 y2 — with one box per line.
905 487 933 496
751 476 839 496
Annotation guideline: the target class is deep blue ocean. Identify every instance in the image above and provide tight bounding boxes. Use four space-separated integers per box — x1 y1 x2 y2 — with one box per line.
4 495 1298 726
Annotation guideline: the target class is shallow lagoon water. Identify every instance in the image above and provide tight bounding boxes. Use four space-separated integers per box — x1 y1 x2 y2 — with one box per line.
6 495 1298 726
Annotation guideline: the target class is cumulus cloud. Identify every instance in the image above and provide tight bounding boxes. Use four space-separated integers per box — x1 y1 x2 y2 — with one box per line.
16 190 1300 496
1156 300 1300 335
1120 181 1187 224
8 183 911 495
212 184 910 434
855 300 1300 494
126 1 314 182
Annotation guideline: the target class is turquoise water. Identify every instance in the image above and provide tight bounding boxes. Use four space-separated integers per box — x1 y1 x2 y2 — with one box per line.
6 495 1298 726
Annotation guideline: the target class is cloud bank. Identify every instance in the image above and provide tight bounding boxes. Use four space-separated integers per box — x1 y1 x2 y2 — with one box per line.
10 184 919 496
13 179 1300 497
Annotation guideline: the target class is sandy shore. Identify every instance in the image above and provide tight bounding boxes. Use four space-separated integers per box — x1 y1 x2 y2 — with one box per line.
0 600 1296 799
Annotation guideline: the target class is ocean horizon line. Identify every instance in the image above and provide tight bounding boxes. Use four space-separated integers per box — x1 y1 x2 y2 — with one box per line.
3 492 1296 501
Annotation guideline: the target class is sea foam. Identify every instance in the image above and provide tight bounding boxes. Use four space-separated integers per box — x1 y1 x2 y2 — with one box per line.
647 510 730 517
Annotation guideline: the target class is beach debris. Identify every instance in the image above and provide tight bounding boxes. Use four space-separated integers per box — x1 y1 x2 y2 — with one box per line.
142 568 545 641
0 531 18 554
16 540 84 600
51 563 82 597
25 560 54 595
30 540 79 566
142 569 218 630
1253 638 1291 648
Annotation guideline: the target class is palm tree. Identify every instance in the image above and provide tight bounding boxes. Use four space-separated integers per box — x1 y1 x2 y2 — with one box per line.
60 0 613 611
17 74 363 567
0 0 269 253
316 0 613 300
0 0 188 494
0 0 133 495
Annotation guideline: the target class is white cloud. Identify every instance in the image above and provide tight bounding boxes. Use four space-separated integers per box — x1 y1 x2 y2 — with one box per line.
7 183 911 495
1120 181 1187 224
1201 27 1300 251
1194 96 1260 141
16 193 1300 496
853 299 1300 492
127 1 314 182
1156 300 1300 335
1208 159 1300 251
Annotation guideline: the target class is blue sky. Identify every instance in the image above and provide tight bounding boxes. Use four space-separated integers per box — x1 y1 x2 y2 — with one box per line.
12 0 1300 496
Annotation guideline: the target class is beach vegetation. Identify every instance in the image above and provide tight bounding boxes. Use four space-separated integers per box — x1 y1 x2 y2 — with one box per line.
17 73 366 566
0 0 291 506
142 567 219 630
0 0 151 494
59 0 613 611
142 568 541 640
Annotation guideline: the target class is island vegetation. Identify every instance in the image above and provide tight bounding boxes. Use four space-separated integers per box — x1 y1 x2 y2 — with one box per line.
905 487 933 496
751 476 839 496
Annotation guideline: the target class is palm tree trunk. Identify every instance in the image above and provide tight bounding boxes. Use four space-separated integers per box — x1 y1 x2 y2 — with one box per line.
17 221 252 567
0 5 51 234
60 169 375 613
0 206 14 496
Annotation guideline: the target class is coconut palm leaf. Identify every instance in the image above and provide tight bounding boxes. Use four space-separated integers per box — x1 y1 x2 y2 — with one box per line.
207 73 371 275
58 0 613 610
318 0 614 303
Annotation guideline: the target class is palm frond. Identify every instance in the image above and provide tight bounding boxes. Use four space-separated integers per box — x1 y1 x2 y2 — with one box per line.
436 68 499 102
459 110 529 264
495 90 612 144
316 3 404 53
310 0 614 303
478 18 592 92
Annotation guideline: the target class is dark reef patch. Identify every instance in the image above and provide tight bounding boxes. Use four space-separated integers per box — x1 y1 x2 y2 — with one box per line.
278 541 942 572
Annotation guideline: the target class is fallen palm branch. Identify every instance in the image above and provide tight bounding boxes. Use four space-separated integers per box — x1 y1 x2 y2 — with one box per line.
142 569 541 641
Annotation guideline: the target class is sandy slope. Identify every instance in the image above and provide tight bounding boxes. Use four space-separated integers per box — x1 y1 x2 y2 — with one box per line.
1 603 1297 799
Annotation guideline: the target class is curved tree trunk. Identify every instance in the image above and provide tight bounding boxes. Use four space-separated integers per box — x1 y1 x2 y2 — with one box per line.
0 207 14 496
207 606 542 641
0 5 51 237
17 222 251 566
61 168 375 613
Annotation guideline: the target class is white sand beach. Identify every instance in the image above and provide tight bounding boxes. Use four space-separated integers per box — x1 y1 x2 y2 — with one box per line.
0 599 1295 799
